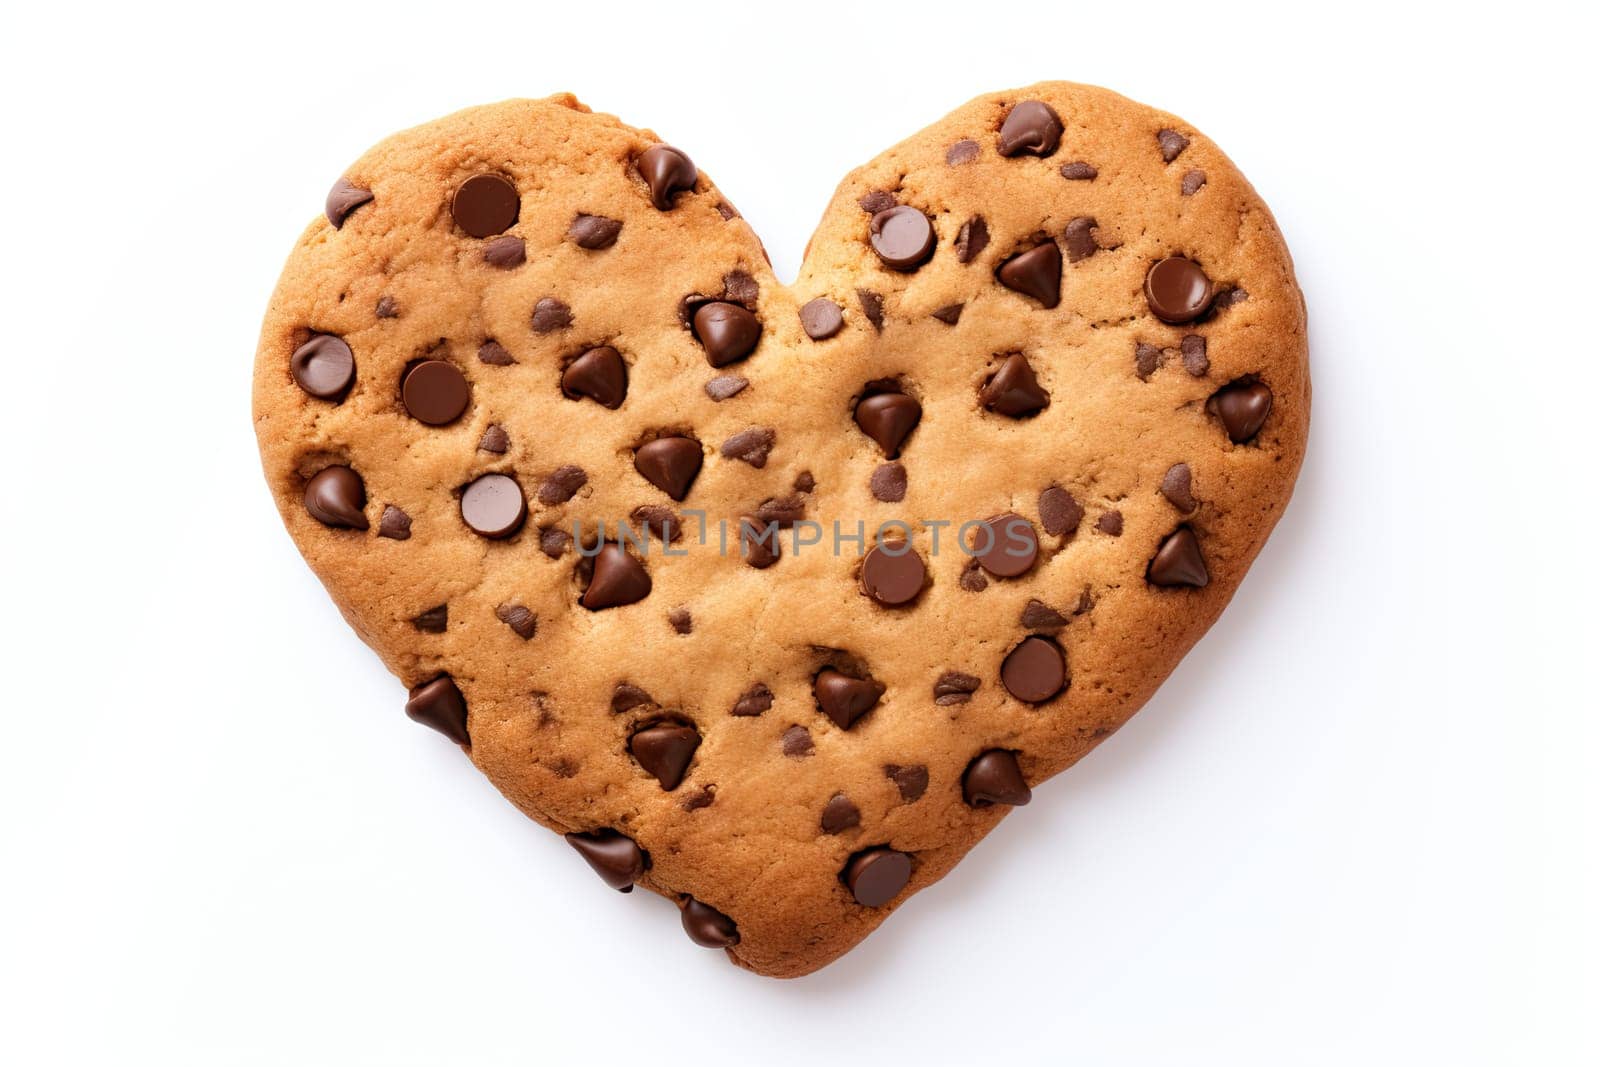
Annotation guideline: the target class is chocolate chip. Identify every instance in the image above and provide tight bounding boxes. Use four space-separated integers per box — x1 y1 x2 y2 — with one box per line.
799 297 844 340
568 213 622 249
478 424 509 454
483 236 525 268
814 669 884 730
630 721 699 789
565 829 647 892
843 848 912 907
946 139 979 165
794 471 816 494
854 391 921 458
868 206 936 271
611 683 655 714
997 100 1063 157
638 145 697 210
378 505 411 540
405 676 470 745
1059 161 1098 180
980 353 1049 417
692 301 762 367
325 177 373 228
933 672 980 705
412 605 448 633
539 526 571 559
1063 216 1099 263
290 334 355 401
451 174 519 237
821 794 862 834
1038 486 1084 537
680 786 715 811
959 559 989 592
722 270 760 307
668 607 693 635
304 466 368 530
954 216 990 264
538 464 587 505
401 360 470 425
869 462 906 503
495 604 537 640
556 345 628 409
1181 169 1207 196
1135 342 1164 380
629 504 681 544
1181 334 1209 376
721 428 775 468
1096 511 1123 536
997 242 1062 307
1144 257 1215 324
963 750 1031 807
1148 526 1209 587
856 289 885 330
782 725 814 757
634 437 703 500
680 897 738 947
1020 599 1068 632
460 473 526 539
931 303 964 325
375 296 399 319
885 764 929 801
477 340 514 366
970 513 1039 578
860 542 926 606
1156 128 1190 163
1213 287 1249 309
1161 463 1198 512
1002 636 1067 703
858 190 896 214
739 517 781 569
581 543 652 609
731 683 774 717
753 496 805 527
1209 379 1273 442
531 297 573 333
705 374 749 401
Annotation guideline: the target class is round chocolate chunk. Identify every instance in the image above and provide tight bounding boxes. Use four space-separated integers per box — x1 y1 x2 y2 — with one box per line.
996 241 1062 308
561 346 628 409
962 750 1032 807
843 848 913 907
304 465 368 530
401 360 470 425
290 334 355 401
1001 636 1067 703
581 543 652 610
997 99 1064 158
681 897 739 948
868 206 936 271
460 473 526 539
450 174 519 238
634 437 703 501
1144 256 1216 324
970 513 1039 578
1147 526 1210 588
629 721 700 790
638 145 697 210
564 829 648 892
1209 379 1273 443
405 676 470 746
692 301 762 367
799 297 845 340
814 669 885 730
853 391 921 459
860 542 926 606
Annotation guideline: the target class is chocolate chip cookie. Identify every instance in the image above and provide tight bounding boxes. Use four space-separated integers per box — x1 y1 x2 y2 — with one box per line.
254 83 1309 978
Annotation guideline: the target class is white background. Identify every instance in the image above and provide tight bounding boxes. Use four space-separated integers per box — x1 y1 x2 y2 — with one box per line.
2 2 1594 1064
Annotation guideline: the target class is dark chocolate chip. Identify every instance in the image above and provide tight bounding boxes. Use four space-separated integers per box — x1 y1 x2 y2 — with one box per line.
559 346 628 409
1063 216 1099 262
478 340 514 366
721 427 775 468
821 794 862 834
869 206 936 271
692 302 762 367
1019 599 1068 632
538 464 587 505
680 897 738 947
460 473 526 539
980 353 1049 417
482 236 525 268
565 829 647 892
970 513 1039 578
630 722 699 789
375 296 399 319
799 297 845 340
753 495 805 527
997 100 1063 158
869 462 906 503
1002 636 1067 703
495 604 537 640
722 270 760 306
933 672 980 705
325 177 373 228
931 303 964 324
539 526 571 559
843 848 912 907
1148 526 1209 587
405 676 470 745
401 360 470 425
1157 128 1190 163
304 466 368 530
378 505 411 540
1181 334 1209 376
582 544 652 609
634 437 703 500
1161 463 1198 513
794 471 816 493
629 504 682 544
1096 511 1123 536
885 764 929 801
638 145 697 210
568 213 622 249
860 542 926 606
959 559 989 592
739 517 781 569
854 391 921 458
451 174 519 237
1209 379 1273 443
1038 486 1084 537
531 297 573 333
858 190 896 214
782 725 815 757
668 607 693 634
704 374 749 401
996 242 1061 307
954 216 990 264
1144 257 1215 324
478 424 509 454
611 683 655 714
290 334 355 401
1181 169 1207 196
680 786 715 811
814 669 884 730
1135 342 1164 380
963 750 1032 807
1213 287 1249 308
856 289 885 330
715 200 739 220
412 605 448 633
731 683 774 717
1059 161 1098 180
946 139 979 165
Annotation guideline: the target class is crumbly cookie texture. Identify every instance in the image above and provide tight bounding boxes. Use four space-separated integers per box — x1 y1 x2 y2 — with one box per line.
254 82 1309 978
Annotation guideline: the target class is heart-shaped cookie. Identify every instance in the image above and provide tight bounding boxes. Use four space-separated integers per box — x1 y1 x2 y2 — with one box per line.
254 82 1308 978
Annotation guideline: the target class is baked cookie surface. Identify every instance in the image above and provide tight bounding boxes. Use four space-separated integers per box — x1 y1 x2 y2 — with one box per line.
254 82 1308 978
